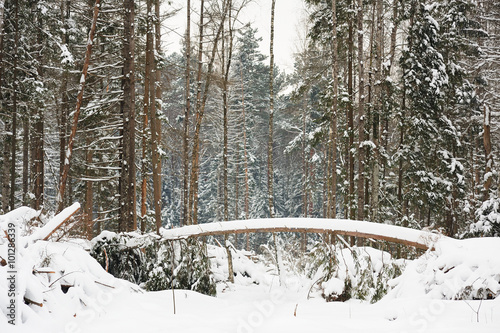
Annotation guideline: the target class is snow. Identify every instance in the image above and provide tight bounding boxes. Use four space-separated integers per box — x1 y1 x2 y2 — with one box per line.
0 207 40 235
2 207 500 332
60 44 74 65
360 140 377 149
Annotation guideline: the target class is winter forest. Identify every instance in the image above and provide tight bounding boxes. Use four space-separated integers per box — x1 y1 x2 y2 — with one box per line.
1 0 500 331
0 0 499 237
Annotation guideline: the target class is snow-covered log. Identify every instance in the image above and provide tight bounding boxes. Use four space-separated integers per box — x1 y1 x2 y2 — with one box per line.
161 218 449 250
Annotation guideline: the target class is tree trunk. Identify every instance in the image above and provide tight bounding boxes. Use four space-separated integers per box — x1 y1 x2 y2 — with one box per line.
398 0 411 215
154 0 163 233
357 0 365 221
33 105 44 210
347 0 354 220
235 145 240 220
2 116 10 211
59 2 70 199
302 94 308 251
302 94 308 218
240 66 250 249
328 0 338 219
57 0 100 213
147 0 162 234
187 0 205 226
189 0 228 225
222 0 234 222
0 0 7 212
141 0 151 232
9 0 19 210
84 137 93 239
267 0 276 218
371 0 383 221
121 0 137 232
22 111 29 205
33 9 44 211
140 107 148 232
483 103 493 198
225 234 234 283
182 0 191 227
141 115 149 233
222 12 229 221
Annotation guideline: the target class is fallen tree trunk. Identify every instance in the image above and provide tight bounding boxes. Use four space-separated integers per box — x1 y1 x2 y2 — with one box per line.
161 218 447 250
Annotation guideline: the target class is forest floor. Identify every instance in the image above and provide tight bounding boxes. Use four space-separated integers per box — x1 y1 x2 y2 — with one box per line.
70 280 500 333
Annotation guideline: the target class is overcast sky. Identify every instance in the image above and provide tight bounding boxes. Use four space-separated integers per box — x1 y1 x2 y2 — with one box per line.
163 0 308 74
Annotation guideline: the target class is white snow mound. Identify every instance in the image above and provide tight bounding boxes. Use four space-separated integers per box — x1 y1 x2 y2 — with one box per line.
387 237 500 300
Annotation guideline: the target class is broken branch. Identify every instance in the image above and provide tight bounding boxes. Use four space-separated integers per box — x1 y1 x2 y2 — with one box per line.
24 297 43 307
94 280 115 289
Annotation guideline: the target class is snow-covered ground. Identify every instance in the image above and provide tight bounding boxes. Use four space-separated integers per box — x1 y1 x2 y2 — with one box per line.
32 281 500 333
1 206 500 332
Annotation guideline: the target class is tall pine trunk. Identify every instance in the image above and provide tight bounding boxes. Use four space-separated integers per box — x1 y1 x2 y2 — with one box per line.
146 0 162 234
84 136 93 239
187 0 205 225
0 0 7 212
141 0 151 231
328 0 338 219
240 66 250 249
182 0 191 227
9 0 19 210
189 0 228 224
222 0 234 222
356 0 365 221
33 105 44 210
22 110 29 205
483 104 493 198
347 0 354 220
371 0 383 221
57 0 100 213
267 0 276 218
120 0 137 232
222 14 229 222
154 0 163 232
33 11 44 211
59 0 70 209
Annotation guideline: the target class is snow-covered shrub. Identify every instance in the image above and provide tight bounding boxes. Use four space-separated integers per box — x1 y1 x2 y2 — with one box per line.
144 238 215 295
91 232 216 296
91 231 148 284
307 241 405 303
209 242 276 286
470 197 500 237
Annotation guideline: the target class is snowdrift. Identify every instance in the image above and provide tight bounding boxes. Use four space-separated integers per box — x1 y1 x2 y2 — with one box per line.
0 206 138 331
387 237 500 300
